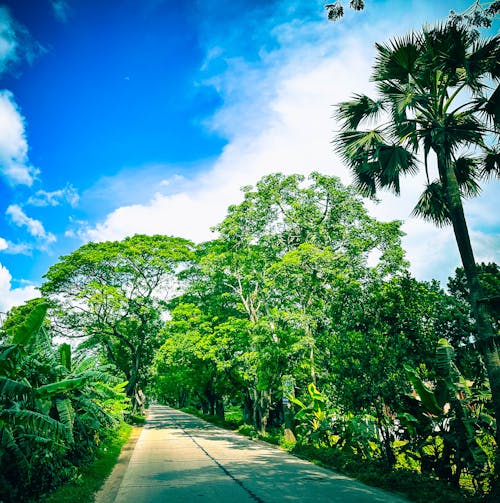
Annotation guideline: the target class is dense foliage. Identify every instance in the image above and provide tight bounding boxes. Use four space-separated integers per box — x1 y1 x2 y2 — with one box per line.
0 301 129 502
335 17 500 491
148 173 497 498
41 235 194 409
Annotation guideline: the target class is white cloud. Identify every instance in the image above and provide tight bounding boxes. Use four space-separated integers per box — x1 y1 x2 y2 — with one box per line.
1 241 32 255
80 1 499 285
0 90 39 186
27 184 79 207
6 204 56 246
0 237 7 250
0 262 38 314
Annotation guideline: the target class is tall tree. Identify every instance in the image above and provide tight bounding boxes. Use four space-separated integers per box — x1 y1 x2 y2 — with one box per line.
334 21 500 475
212 172 406 430
41 234 194 406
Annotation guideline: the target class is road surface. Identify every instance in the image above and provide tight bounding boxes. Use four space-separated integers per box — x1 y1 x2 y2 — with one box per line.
109 405 408 502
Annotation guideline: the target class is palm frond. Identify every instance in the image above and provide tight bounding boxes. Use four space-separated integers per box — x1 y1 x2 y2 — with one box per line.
334 130 387 196
466 35 500 86
378 81 430 117
480 147 500 179
412 181 451 226
334 129 385 165
373 33 422 82
335 94 385 130
484 83 500 126
390 117 419 151
376 144 419 194
351 162 378 196
421 23 476 82
454 156 482 198
444 112 485 149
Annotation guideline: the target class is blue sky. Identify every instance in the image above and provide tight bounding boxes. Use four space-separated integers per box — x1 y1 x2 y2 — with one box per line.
0 0 498 312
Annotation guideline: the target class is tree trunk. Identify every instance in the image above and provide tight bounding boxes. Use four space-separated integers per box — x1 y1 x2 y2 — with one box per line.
441 156 500 487
215 398 225 419
375 399 395 468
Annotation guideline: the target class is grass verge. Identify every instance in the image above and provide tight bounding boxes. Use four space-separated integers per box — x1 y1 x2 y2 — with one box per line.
43 422 133 503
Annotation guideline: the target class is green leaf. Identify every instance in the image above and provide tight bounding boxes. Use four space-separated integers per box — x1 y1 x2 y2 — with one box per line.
0 377 33 400
435 338 455 377
404 365 442 416
37 377 87 398
58 343 72 372
10 302 49 346
56 398 75 443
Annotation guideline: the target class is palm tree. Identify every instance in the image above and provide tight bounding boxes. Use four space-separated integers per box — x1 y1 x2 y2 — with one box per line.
334 21 500 479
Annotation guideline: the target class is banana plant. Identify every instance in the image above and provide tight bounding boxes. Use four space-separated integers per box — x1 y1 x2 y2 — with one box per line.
289 383 332 445
0 300 129 501
401 339 494 488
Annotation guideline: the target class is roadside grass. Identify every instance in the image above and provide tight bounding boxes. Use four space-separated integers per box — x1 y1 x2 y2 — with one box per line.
179 406 476 503
43 422 133 503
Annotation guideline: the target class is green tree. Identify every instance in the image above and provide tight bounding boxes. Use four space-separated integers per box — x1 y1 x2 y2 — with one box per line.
41 234 194 407
211 172 407 430
334 22 500 471
449 262 500 331
152 303 250 417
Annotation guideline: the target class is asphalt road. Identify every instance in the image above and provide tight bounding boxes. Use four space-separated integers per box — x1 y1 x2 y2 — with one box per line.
111 405 408 502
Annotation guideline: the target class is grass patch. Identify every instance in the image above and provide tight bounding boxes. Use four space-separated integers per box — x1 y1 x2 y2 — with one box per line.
43 422 133 503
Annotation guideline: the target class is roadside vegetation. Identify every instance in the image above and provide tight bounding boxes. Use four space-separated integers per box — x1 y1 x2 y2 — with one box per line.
42 422 132 503
0 302 132 502
1 7 499 502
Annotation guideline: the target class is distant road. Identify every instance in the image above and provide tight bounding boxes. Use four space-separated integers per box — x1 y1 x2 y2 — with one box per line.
110 405 408 502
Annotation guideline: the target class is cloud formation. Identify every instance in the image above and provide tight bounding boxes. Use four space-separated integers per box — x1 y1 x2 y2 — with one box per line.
0 91 39 186
74 1 500 284
0 262 38 314
6 204 56 246
27 184 79 207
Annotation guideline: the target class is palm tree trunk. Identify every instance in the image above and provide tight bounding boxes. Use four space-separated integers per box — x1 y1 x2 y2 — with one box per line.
441 157 500 485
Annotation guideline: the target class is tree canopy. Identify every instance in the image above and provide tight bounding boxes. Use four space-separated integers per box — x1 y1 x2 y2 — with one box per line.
41 234 194 405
